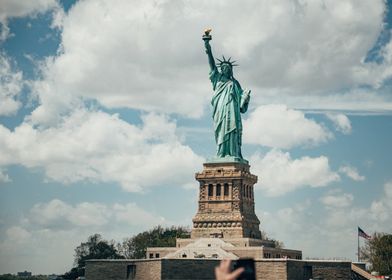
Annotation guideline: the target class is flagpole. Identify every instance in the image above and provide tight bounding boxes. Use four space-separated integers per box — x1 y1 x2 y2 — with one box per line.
357 227 360 262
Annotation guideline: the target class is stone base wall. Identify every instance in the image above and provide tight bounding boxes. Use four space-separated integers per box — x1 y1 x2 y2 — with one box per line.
86 259 352 280
85 259 161 280
256 260 288 280
161 259 219 280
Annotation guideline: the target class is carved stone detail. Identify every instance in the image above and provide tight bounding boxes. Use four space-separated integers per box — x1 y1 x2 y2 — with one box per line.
192 162 262 239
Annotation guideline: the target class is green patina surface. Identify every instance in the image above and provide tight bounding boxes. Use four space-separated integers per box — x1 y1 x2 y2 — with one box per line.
203 30 251 163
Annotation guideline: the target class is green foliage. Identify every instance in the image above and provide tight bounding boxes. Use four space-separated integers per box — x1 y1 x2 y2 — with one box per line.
119 225 190 259
74 233 124 268
62 233 124 278
62 267 84 279
0 275 17 280
361 232 392 275
0 275 48 280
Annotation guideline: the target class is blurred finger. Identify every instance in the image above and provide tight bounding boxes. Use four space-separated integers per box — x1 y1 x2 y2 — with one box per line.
228 267 245 280
221 259 231 272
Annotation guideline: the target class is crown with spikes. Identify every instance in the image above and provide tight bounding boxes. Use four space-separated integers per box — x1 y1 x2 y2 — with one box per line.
216 56 238 68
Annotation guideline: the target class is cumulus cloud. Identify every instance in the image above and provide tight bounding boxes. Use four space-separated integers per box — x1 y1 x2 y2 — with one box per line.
0 53 23 116
0 199 168 273
369 181 392 223
5 226 31 242
326 113 352 134
29 199 110 229
0 168 11 183
323 181 392 230
320 190 354 208
113 203 166 226
28 0 392 121
339 165 365 181
28 199 165 229
244 105 332 149
253 88 392 114
0 110 204 192
0 0 58 19
250 149 340 196
30 0 210 120
0 0 59 41
260 181 392 260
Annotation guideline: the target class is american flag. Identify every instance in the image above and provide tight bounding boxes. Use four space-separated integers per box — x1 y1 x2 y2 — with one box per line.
358 227 371 240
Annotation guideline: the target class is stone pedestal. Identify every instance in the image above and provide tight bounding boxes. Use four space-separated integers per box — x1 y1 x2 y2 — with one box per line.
191 162 262 239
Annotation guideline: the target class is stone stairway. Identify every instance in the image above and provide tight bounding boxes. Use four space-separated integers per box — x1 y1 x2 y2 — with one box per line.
351 263 374 280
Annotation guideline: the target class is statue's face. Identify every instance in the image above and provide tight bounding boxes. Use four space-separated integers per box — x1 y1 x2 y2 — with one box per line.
221 64 232 78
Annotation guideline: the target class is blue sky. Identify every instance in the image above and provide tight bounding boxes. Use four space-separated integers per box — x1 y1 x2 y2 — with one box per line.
1 0 392 274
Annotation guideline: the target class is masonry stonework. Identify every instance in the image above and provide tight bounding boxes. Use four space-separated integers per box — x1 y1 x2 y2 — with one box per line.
86 259 353 280
85 160 364 279
192 162 261 239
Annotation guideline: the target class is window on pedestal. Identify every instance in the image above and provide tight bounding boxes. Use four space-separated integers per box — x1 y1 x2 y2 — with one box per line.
224 184 229 196
216 184 221 196
208 184 213 197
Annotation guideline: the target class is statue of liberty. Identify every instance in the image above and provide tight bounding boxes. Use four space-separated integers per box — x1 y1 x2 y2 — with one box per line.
203 29 251 162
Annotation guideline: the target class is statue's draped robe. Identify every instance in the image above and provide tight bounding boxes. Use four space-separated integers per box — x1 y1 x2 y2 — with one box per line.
210 68 250 159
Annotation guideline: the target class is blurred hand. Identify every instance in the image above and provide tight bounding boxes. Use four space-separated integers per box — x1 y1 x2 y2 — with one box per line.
215 259 244 280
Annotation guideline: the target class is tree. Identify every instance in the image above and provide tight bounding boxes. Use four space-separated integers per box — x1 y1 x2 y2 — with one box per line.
74 234 124 268
63 233 124 278
119 226 190 259
361 232 392 275
0 275 47 280
260 230 284 249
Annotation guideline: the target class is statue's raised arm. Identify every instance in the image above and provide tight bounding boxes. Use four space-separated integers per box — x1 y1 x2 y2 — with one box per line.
202 28 216 72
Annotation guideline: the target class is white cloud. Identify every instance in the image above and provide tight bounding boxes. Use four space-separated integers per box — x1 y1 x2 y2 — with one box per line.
323 182 392 230
0 0 59 41
113 203 165 226
320 190 354 208
260 181 392 260
0 110 204 192
30 0 210 120
0 199 168 273
5 226 31 242
369 181 392 223
0 53 23 116
0 227 85 274
241 0 390 91
28 0 392 121
27 199 165 230
251 149 340 196
0 168 11 183
0 0 58 19
326 113 352 134
244 105 332 149
29 199 110 229
252 88 392 114
339 165 365 181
